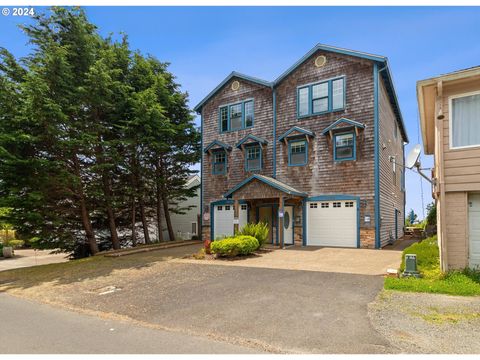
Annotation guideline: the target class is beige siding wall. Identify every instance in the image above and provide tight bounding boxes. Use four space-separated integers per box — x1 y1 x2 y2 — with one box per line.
438 78 480 268
444 192 468 268
378 79 405 246
442 80 480 193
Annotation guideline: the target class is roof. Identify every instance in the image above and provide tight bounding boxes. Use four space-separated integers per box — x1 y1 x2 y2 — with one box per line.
416 65 480 154
224 174 307 198
321 118 365 135
203 139 232 153
194 43 408 143
278 126 315 142
235 134 268 149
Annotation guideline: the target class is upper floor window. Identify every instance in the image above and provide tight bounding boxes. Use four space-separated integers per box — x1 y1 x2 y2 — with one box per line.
288 139 307 166
212 151 226 175
450 91 480 149
219 100 254 133
334 132 355 161
245 144 262 171
297 77 345 118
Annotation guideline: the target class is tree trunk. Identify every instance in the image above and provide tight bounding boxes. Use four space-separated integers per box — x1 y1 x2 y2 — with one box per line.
73 155 98 255
156 179 164 242
139 199 151 244
131 196 137 247
162 193 175 241
96 144 120 250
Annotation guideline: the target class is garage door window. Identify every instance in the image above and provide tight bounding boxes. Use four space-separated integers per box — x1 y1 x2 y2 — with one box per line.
334 132 356 161
333 202 341 208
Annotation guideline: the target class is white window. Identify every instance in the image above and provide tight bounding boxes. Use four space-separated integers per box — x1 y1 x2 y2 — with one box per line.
450 91 480 149
309 203 318 209
345 202 354 208
321 202 329 208
333 202 341 208
218 206 223 211
298 87 309 116
241 204 247 210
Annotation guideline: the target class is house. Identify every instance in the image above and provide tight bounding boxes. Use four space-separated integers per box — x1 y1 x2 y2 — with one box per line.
194 44 408 248
417 66 480 270
160 175 200 241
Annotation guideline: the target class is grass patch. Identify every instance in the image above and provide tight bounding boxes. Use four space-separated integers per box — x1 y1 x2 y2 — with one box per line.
385 235 480 296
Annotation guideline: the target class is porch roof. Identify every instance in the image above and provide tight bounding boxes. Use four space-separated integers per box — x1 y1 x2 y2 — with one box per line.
224 174 307 199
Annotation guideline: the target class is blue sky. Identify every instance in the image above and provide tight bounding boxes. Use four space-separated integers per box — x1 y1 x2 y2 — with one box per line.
2 6 480 220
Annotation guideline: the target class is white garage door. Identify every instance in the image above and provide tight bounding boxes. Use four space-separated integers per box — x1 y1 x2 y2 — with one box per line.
306 200 357 247
213 204 248 239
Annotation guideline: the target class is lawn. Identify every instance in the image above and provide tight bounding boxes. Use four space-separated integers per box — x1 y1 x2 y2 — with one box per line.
385 236 480 296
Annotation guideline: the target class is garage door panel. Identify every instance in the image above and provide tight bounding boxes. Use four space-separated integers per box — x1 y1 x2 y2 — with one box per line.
213 205 248 240
307 201 357 247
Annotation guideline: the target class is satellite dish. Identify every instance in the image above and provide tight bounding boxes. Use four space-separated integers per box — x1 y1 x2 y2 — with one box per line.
406 144 421 169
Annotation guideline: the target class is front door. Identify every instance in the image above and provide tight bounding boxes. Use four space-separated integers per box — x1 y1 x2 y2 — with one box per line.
469 194 480 267
259 207 273 244
283 206 294 245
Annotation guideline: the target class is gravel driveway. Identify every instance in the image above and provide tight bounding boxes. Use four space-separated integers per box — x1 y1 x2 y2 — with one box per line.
368 290 480 353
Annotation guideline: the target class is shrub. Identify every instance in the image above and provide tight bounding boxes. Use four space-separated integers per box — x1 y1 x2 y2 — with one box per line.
236 222 269 249
210 235 259 257
4 239 24 249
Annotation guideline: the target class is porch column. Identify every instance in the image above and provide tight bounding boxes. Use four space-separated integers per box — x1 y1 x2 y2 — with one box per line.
233 198 240 234
279 195 284 248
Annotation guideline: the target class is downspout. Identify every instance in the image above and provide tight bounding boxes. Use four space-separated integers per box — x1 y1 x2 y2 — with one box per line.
374 64 388 249
273 87 277 178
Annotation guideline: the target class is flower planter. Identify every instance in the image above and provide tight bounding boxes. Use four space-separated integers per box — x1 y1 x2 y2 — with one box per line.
2 246 13 258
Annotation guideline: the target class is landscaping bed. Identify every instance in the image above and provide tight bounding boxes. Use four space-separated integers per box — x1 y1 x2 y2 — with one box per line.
385 236 480 296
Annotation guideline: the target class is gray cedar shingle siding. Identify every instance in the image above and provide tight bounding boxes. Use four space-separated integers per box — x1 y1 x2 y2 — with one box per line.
199 48 406 248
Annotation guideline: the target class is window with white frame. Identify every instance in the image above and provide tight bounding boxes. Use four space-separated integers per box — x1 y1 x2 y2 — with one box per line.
333 202 341 208
345 201 354 208
450 92 480 148
309 203 318 208
241 204 247 210
321 202 329 208
245 145 261 171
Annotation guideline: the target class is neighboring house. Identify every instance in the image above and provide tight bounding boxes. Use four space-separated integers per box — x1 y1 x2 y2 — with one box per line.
160 175 200 241
195 44 408 248
417 66 480 270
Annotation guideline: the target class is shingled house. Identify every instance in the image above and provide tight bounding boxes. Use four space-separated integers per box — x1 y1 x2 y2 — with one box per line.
194 44 408 248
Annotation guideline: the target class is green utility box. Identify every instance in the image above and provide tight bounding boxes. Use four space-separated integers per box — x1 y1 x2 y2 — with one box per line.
402 254 421 278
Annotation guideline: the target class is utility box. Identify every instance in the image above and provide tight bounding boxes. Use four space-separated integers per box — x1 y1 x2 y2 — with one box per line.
402 254 421 278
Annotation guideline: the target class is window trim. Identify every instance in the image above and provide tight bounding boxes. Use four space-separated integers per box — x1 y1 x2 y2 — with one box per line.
218 99 254 133
296 76 346 119
212 150 227 175
244 144 262 172
333 131 356 162
448 90 480 150
288 139 308 167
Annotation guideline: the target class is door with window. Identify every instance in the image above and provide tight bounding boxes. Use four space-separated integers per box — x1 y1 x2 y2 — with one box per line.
283 206 294 245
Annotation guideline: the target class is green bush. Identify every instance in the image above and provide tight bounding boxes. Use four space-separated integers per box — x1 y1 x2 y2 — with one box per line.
4 239 24 249
236 222 269 249
210 235 259 257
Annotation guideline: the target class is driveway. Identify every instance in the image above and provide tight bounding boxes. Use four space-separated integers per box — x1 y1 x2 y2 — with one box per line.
0 249 69 272
177 243 409 275
1 243 401 353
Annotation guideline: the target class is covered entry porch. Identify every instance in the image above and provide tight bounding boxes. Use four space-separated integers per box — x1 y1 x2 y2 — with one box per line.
223 174 306 248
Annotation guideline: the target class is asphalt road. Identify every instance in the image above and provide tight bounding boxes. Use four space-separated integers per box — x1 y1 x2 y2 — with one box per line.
0 293 259 354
